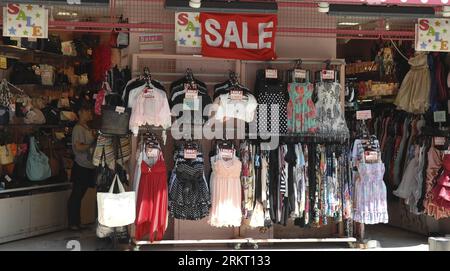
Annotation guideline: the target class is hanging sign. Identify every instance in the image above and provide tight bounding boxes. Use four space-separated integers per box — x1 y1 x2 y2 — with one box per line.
139 34 163 51
175 12 201 48
433 110 446 123
200 13 277 60
416 18 450 52
3 4 48 39
356 110 372 120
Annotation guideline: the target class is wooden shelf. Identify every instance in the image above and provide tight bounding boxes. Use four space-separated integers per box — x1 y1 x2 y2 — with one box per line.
0 182 71 194
0 45 91 67
0 124 65 129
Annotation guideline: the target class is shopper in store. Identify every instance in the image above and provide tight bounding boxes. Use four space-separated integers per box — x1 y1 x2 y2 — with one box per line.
67 104 96 231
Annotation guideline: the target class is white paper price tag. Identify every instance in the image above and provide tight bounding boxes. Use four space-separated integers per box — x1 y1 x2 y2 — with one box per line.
230 89 243 100
435 137 446 146
220 149 234 159
185 89 198 99
322 70 335 80
4 175 12 183
265 69 278 79
115 106 125 114
434 111 446 123
294 69 307 79
356 110 372 120
184 149 198 159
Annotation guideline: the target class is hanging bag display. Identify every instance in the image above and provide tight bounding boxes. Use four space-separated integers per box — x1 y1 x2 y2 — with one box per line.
96 147 114 192
97 174 136 227
26 137 51 181
0 106 10 125
100 105 131 135
0 144 16 165
92 134 130 168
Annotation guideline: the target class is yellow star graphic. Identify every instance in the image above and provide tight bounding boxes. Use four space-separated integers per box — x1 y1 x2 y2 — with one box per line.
26 4 33 11
195 15 200 22
435 21 441 27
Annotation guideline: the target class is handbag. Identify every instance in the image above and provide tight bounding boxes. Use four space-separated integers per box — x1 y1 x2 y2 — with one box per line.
114 137 129 186
100 105 131 135
96 219 114 238
97 174 136 227
42 34 62 54
61 41 77 56
60 111 78 122
92 135 130 169
42 106 60 125
0 82 12 107
13 144 28 183
24 108 46 124
0 106 10 125
96 147 114 192
0 144 16 165
40 64 55 86
26 136 51 181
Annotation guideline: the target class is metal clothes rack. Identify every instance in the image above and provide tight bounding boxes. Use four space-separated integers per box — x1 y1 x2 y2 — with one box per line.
130 54 356 250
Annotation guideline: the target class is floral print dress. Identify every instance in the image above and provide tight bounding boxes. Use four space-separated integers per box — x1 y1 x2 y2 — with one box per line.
287 82 318 133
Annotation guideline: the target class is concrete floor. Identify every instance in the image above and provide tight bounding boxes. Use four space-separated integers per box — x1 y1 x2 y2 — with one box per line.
0 224 430 251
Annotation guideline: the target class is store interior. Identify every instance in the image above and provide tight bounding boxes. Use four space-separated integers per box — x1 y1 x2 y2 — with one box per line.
0 1 449 250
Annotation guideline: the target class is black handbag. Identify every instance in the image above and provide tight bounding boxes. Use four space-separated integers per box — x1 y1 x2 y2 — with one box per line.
10 62 40 85
0 106 10 125
41 34 62 54
95 147 114 192
114 137 129 186
100 105 131 135
42 106 60 125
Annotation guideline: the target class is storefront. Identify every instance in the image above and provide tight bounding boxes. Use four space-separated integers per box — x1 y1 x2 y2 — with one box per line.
0 0 449 251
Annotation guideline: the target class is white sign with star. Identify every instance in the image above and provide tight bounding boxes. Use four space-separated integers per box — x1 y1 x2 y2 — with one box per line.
416 18 450 52
175 12 201 48
3 3 48 39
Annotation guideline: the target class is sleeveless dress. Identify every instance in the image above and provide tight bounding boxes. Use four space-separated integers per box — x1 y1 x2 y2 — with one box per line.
135 152 168 242
315 81 348 134
209 157 243 227
287 81 318 133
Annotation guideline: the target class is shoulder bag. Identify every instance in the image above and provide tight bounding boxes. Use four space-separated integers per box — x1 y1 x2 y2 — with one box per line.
26 137 51 181
97 174 136 227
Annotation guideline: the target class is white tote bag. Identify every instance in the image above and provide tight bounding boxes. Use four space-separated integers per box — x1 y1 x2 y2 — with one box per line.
97 174 136 227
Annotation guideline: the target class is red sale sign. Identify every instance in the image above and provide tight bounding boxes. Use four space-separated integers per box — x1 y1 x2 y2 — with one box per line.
200 13 277 60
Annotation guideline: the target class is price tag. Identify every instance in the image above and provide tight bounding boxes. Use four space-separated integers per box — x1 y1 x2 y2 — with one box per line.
294 69 307 79
143 88 155 98
115 106 125 114
185 89 198 99
356 110 372 120
183 98 200 111
146 148 159 158
434 111 446 123
4 175 12 183
265 69 278 79
230 89 243 100
321 70 335 80
184 148 197 159
364 151 379 162
220 149 234 159
435 137 446 146
0 57 7 70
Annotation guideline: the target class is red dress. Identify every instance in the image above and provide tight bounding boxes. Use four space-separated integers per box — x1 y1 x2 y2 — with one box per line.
432 154 450 210
135 154 168 242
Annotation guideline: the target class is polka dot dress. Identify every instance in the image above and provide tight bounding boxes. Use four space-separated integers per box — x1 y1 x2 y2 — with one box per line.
257 86 288 134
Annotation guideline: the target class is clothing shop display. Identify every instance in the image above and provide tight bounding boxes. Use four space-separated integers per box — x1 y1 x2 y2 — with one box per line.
209 151 243 227
394 52 431 114
351 138 389 224
315 80 349 134
135 148 168 242
169 145 211 220
287 80 318 133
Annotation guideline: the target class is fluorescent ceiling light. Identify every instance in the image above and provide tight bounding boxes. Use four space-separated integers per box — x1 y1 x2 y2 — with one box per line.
165 0 277 14
328 4 435 18
338 22 359 26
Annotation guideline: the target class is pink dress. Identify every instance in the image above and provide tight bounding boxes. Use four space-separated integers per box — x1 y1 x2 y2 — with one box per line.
209 158 243 227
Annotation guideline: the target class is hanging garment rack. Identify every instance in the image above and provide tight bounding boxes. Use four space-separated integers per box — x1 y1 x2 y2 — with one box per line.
130 54 355 250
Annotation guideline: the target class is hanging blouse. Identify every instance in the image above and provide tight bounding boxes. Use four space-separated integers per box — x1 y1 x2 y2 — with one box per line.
128 87 171 136
213 93 257 123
